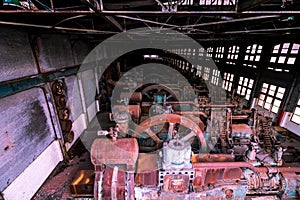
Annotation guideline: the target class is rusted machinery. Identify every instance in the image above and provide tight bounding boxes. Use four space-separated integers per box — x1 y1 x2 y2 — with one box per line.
91 109 300 199
90 75 300 199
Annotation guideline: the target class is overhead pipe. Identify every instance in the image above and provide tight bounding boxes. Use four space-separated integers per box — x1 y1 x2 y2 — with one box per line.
193 162 300 173
1 10 300 15
115 15 180 28
182 15 280 28
167 101 236 108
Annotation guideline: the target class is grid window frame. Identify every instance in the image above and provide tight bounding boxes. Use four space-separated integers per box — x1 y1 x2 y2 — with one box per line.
237 77 254 100
211 69 220 86
222 72 234 92
268 43 300 72
257 83 286 114
206 47 213 57
243 44 263 68
226 45 239 65
291 98 300 124
203 67 210 80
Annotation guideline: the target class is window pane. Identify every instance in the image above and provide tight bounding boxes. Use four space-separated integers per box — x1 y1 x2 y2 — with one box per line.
237 86 241 93
278 56 286 63
283 43 290 49
262 87 267 93
263 83 269 88
258 100 264 106
278 87 285 93
291 44 300 54
259 94 265 100
270 85 277 91
274 44 280 50
295 107 300 114
291 114 300 124
243 88 247 95
239 78 243 84
287 57 296 64
276 92 284 99
255 55 260 61
264 103 271 110
246 94 250 100
281 48 288 54
274 99 281 107
266 96 273 103
270 57 276 63
272 106 279 113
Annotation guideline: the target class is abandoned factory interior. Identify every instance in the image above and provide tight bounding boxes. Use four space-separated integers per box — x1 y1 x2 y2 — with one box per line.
2 0 300 200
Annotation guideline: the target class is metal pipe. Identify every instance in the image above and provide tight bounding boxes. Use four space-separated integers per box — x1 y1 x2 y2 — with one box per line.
222 26 300 34
50 0 54 11
167 101 236 108
155 0 167 10
1 10 300 15
182 15 280 28
99 0 104 11
53 15 87 27
173 111 207 117
231 115 248 120
193 162 300 173
0 20 119 34
115 15 180 28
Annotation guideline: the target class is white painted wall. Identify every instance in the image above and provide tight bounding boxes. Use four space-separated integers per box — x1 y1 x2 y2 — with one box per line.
2 141 63 200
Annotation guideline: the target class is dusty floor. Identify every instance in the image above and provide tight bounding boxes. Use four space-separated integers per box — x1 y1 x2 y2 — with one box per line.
31 141 94 200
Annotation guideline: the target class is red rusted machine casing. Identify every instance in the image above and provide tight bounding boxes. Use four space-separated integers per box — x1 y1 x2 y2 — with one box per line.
91 138 139 172
102 167 126 200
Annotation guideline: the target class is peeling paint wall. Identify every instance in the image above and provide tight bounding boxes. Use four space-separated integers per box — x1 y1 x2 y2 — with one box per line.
0 88 55 191
35 34 75 72
0 28 38 82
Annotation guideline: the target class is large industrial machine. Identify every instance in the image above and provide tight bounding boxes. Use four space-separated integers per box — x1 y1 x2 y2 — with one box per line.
90 68 300 200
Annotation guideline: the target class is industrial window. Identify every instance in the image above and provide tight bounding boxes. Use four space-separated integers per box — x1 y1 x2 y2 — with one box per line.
227 45 239 65
196 65 202 77
222 72 234 92
237 77 254 100
291 98 300 124
211 69 220 86
268 43 300 72
199 0 236 6
191 65 195 73
187 48 191 58
215 46 224 60
257 83 286 114
185 63 190 71
199 48 205 57
206 47 213 57
203 67 210 80
243 44 263 68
